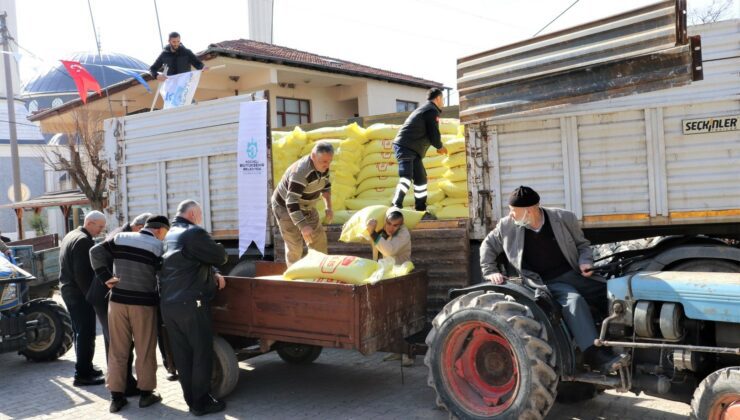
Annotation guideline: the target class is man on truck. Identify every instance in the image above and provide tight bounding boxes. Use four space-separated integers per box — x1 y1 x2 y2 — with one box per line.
271 142 334 266
391 88 448 217
480 186 628 373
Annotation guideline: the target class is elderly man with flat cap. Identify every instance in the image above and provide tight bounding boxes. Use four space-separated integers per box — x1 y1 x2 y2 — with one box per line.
480 186 627 373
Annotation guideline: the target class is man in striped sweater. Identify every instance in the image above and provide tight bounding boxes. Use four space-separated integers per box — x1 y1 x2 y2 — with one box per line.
271 142 334 266
91 215 170 413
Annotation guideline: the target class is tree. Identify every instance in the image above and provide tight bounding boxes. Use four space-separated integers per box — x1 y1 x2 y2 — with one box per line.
40 109 109 211
689 0 736 25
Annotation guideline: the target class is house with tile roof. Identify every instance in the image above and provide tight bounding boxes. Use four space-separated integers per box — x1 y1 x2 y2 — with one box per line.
29 39 444 133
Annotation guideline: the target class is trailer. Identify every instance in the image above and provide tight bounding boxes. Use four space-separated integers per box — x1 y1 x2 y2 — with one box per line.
208 261 428 397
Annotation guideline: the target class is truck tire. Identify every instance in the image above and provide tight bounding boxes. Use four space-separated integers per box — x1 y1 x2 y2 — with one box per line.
211 335 239 399
425 291 558 420
670 259 740 273
691 366 740 420
276 342 323 364
19 299 73 362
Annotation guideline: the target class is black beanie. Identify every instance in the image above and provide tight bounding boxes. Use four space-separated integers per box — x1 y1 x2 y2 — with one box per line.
144 215 171 230
508 186 540 207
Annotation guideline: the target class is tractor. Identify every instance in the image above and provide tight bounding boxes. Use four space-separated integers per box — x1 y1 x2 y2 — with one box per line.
424 256 740 419
0 253 72 362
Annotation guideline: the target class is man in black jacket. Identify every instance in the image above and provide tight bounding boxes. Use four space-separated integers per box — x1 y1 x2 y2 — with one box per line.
150 32 205 81
58 211 107 386
391 88 448 215
159 200 228 416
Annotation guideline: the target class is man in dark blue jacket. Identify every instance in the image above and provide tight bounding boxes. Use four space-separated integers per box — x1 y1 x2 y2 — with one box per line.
159 200 228 416
150 32 205 81
391 88 448 215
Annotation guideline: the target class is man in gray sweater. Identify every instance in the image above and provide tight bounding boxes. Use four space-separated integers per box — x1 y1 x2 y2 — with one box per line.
91 215 170 413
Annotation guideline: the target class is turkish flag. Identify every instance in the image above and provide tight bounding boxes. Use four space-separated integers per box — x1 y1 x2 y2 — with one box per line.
61 60 102 104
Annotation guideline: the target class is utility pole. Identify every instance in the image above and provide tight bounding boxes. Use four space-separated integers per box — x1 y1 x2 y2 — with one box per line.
0 11 23 239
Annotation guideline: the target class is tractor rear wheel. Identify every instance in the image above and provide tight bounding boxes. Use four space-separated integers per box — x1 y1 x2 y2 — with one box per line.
425 291 558 419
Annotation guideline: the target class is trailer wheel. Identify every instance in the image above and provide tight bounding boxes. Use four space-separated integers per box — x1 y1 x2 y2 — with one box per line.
425 291 558 420
691 366 740 420
19 299 73 362
276 342 322 364
211 335 239 398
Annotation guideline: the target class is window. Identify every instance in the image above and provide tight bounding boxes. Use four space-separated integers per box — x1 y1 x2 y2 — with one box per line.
396 100 418 113
276 97 310 127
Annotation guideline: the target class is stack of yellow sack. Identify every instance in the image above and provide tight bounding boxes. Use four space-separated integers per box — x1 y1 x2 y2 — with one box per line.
435 121 469 219
271 128 307 188
348 124 400 209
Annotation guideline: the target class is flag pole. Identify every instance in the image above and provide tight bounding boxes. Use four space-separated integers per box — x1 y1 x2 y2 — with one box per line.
87 0 114 117
150 64 167 111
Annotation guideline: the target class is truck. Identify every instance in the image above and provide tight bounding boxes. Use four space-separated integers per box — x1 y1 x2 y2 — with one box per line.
101 2 740 418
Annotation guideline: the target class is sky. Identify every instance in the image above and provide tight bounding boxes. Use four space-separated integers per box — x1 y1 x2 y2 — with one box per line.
13 0 740 104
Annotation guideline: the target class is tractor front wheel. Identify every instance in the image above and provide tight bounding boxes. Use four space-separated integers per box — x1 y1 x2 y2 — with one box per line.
425 291 558 419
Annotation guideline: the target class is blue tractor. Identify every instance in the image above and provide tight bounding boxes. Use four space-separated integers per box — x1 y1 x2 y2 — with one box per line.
0 254 72 361
425 260 740 419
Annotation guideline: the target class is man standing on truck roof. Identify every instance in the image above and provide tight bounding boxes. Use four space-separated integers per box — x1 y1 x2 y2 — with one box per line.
480 186 628 373
391 88 448 218
159 200 228 416
58 211 107 386
272 142 334 266
150 32 206 81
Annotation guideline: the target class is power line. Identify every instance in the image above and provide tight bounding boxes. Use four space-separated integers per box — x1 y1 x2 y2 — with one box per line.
532 0 580 37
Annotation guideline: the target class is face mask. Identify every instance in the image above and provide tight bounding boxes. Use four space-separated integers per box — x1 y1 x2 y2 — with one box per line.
513 209 530 228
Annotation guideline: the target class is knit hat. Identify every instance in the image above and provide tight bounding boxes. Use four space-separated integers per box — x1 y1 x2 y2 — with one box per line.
508 186 540 207
144 215 170 230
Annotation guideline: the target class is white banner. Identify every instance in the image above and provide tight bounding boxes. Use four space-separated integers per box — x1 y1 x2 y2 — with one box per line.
159 70 202 109
238 100 268 256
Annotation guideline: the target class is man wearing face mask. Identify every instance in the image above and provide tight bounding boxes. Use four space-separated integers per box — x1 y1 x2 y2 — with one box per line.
480 186 627 373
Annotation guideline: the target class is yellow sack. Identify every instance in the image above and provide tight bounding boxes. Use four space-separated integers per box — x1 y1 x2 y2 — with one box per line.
427 165 447 179
457 125 465 137
440 118 460 135
443 152 467 168
328 210 354 225
442 134 457 143
306 122 365 141
363 139 395 155
330 172 356 187
345 198 388 210
356 176 399 194
365 123 401 140
437 203 470 219
330 160 360 176
340 137 363 153
339 205 389 242
272 131 290 141
443 137 466 154
356 188 444 205
443 166 467 182
440 180 468 198
357 187 395 199
424 154 446 168
335 148 362 163
331 183 355 199
289 127 308 145
389 261 415 278
284 250 379 284
361 151 396 168
439 197 468 207
357 162 398 184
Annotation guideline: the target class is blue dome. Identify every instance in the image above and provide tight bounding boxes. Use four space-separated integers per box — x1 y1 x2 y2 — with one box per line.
22 52 148 95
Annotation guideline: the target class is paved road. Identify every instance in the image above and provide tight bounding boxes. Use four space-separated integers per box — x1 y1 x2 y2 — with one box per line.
0 298 693 419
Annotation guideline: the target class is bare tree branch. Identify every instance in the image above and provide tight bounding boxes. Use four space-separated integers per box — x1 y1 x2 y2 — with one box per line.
689 0 736 25
36 109 108 210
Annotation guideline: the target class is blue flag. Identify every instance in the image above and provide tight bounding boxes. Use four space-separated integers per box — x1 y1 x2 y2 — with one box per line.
108 65 152 93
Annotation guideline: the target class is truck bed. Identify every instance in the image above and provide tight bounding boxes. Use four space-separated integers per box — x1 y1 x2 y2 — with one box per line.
211 262 428 355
